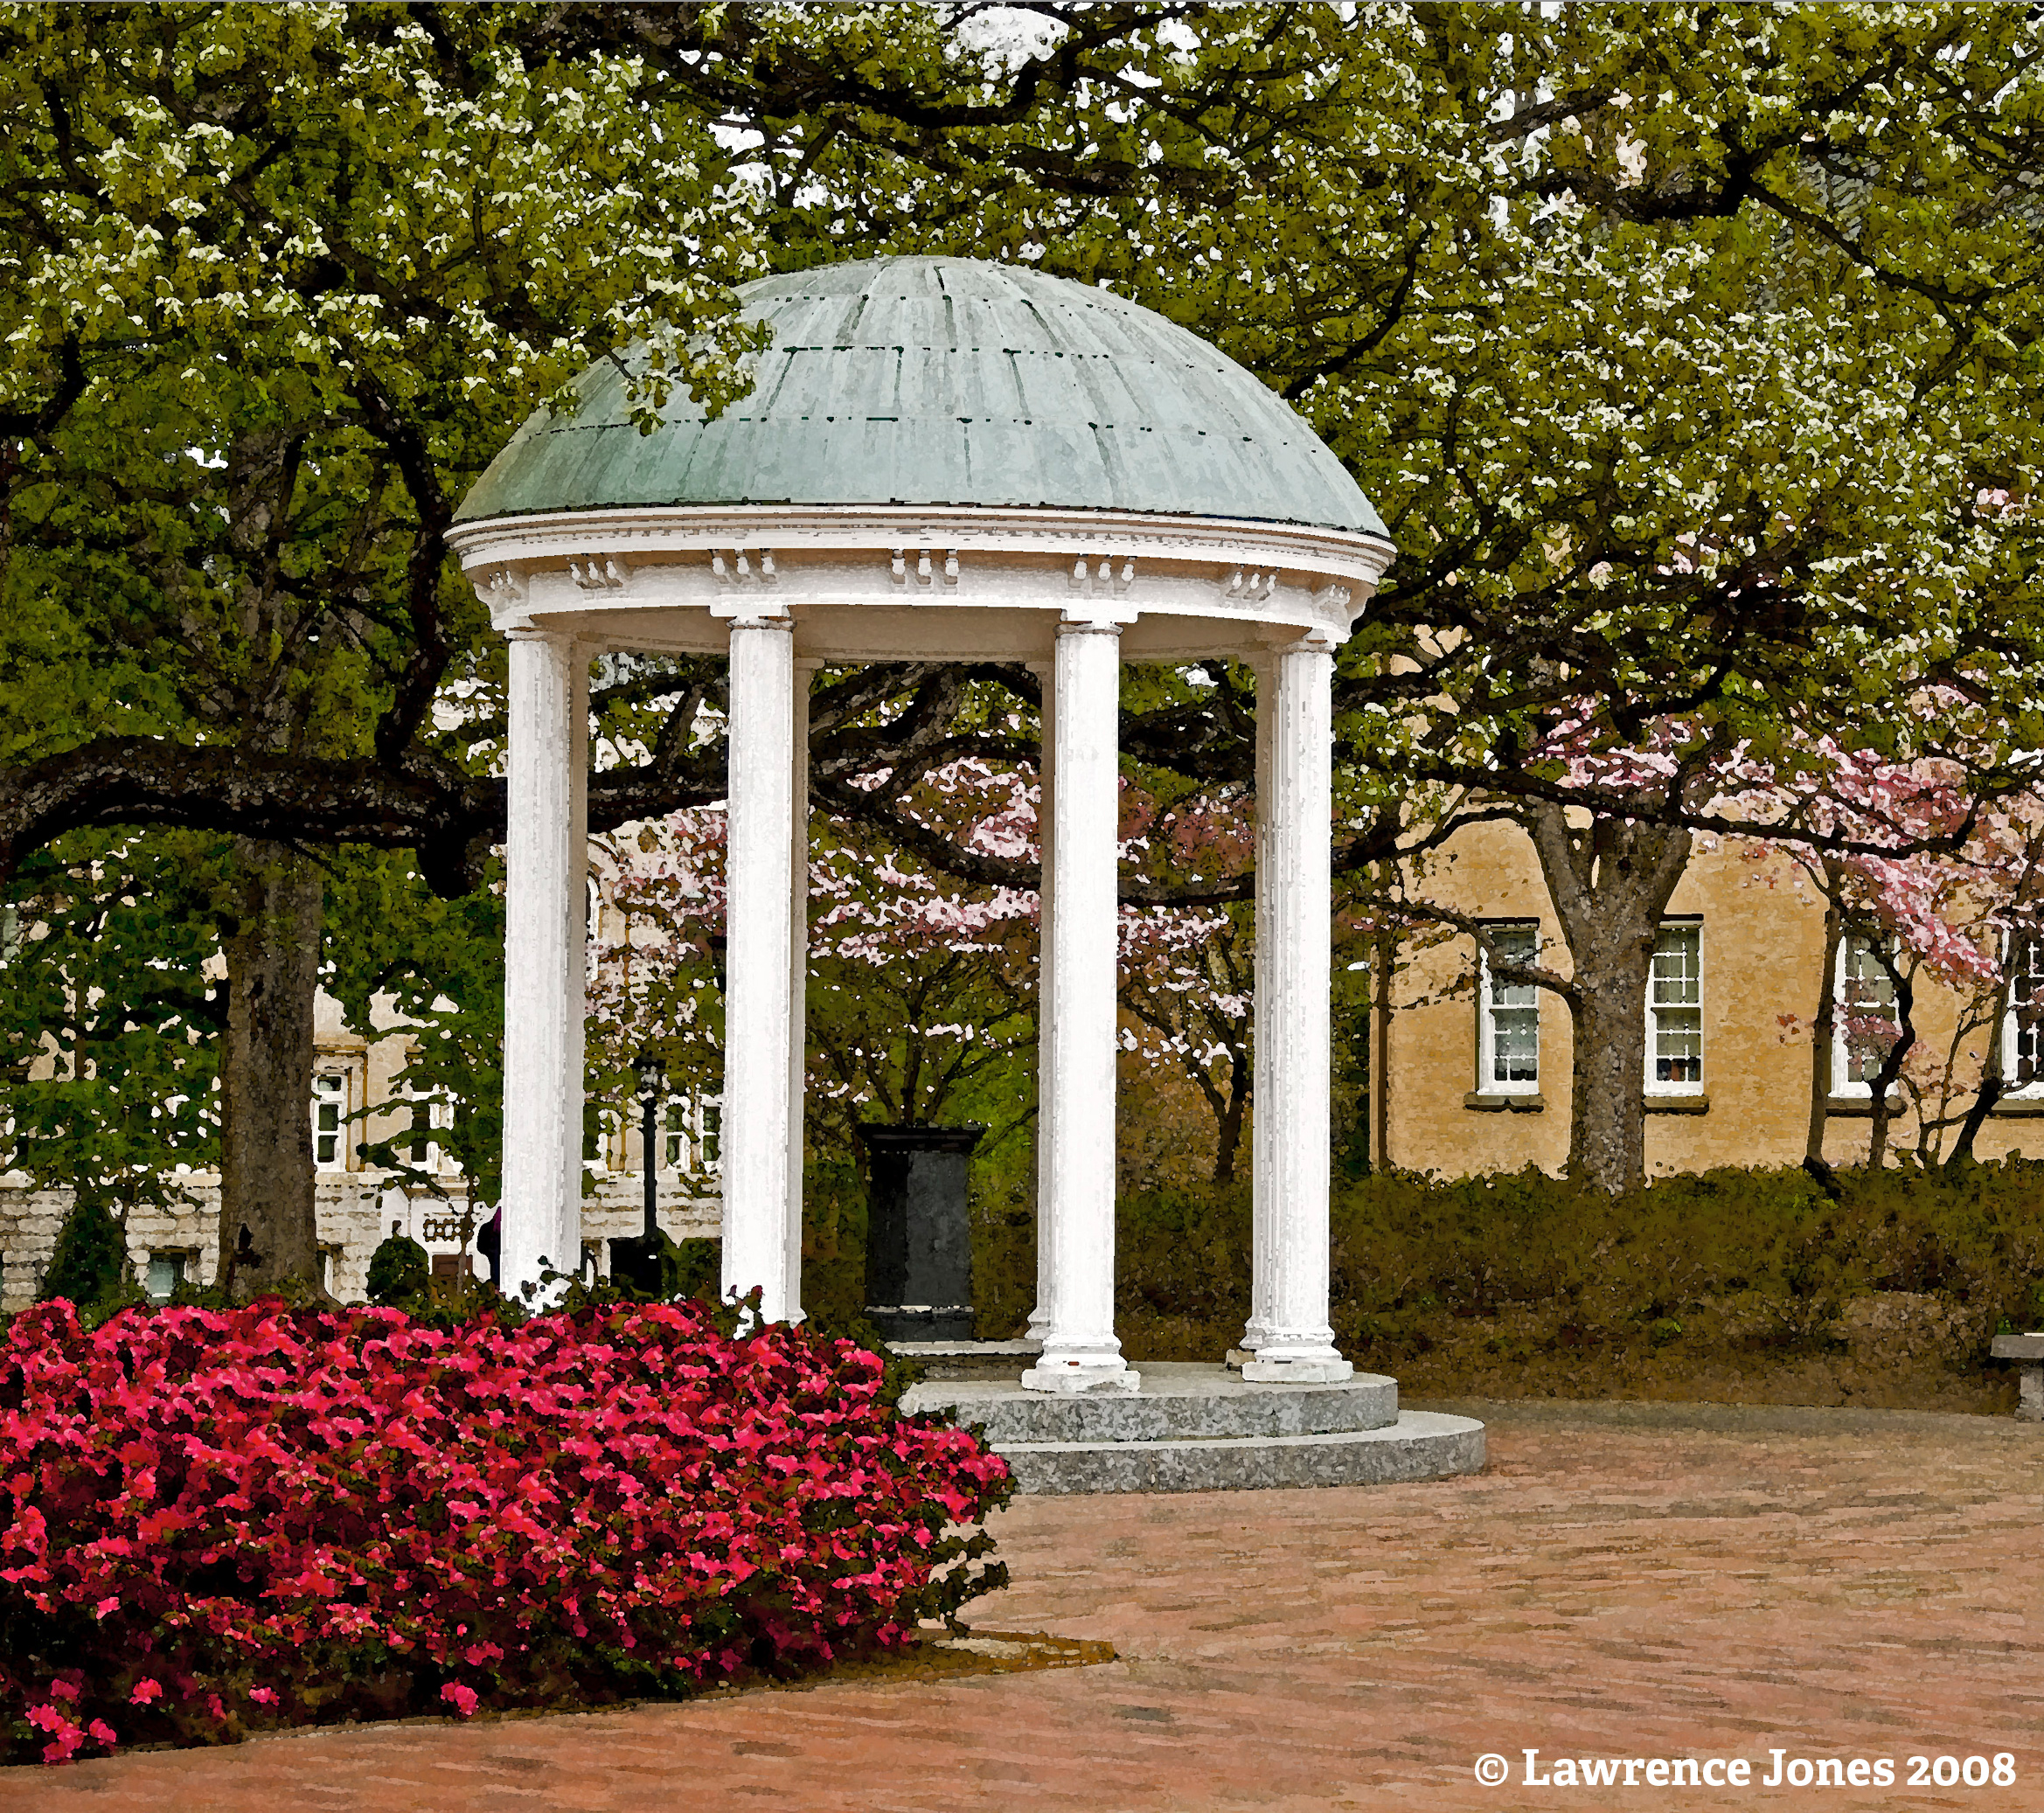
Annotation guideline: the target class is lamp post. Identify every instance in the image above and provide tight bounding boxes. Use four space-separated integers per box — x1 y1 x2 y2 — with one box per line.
635 1046 664 1243
608 1046 669 1295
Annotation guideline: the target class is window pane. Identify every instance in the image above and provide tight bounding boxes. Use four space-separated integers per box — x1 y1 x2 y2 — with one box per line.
145 1254 183 1303
2013 935 2043 1084
1489 927 1538 1008
1491 1006 1539 1083
1651 925 1700 1005
1839 933 1899 1085
1484 927 1539 1087
1648 926 1703 1087
1842 934 1895 1010
312 1074 345 1169
1654 1008 1703 1082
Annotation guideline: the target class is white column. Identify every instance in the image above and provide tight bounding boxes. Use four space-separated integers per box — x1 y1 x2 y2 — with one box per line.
784 660 819 1323
1021 620 1137 1394
500 628 589 1300
1241 636 1352 1382
721 612 801 1322
1025 658 1055 1350
1240 656 1276 1358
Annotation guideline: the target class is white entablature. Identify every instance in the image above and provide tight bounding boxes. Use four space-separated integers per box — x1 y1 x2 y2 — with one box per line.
447 504 1387 663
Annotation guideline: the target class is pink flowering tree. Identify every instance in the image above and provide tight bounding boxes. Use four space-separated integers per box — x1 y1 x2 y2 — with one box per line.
586 810 730 1176
1390 709 1735 1191
585 761 1046 1175
805 760 1041 1150
1394 674 2044 1186
588 754 1274 1184
1747 736 2044 1165
1118 789 1256 1182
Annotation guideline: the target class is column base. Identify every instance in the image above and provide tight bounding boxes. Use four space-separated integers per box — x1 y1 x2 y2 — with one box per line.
1020 1358 1141 1395
1227 1346 1354 1384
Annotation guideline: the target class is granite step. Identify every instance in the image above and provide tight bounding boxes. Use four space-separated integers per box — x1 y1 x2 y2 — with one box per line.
904 1360 1400 1445
996 1413 1487 1495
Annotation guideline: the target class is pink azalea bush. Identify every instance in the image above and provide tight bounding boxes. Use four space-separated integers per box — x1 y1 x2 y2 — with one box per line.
0 1298 1010 1763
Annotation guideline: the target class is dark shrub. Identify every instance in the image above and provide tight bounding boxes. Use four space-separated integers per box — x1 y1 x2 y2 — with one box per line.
36 1197 134 1317
365 1233 431 1304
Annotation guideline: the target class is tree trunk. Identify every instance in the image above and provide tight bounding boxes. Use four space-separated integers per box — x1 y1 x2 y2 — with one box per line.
1212 1059 1248 1184
1947 966 2013 1170
1864 955 1915 1169
1804 891 1843 1164
217 837 325 1300
1567 955 1659 1191
1526 803 1693 1193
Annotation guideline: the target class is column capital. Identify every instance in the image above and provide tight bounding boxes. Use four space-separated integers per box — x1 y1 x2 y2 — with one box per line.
1253 625 1340 660
716 608 796 632
1055 615 1130 639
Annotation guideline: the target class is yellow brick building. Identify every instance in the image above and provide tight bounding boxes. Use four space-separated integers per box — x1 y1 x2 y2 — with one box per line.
1375 821 2044 1176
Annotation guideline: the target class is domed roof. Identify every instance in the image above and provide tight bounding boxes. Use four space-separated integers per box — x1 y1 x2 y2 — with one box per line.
455 256 1386 537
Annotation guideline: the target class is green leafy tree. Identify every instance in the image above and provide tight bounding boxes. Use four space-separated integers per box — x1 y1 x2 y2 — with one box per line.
0 3 767 1290
0 831 224 1219
694 2 2044 1189
9 2 2044 1234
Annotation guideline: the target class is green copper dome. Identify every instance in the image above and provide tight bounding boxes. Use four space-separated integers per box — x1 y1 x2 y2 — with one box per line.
455 256 1386 537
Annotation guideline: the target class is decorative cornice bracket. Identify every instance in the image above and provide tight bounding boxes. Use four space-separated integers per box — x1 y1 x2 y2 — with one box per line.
1222 565 1283 603
1067 554 1136 600
892 545 962 589
569 555 631 592
712 546 776 587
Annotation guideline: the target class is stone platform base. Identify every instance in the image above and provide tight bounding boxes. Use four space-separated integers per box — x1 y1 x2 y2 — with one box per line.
902 1360 1484 1495
1989 1332 2044 1421
891 1338 1042 1381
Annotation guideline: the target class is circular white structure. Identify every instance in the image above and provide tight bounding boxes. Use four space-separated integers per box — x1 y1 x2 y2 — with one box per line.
449 256 1395 1393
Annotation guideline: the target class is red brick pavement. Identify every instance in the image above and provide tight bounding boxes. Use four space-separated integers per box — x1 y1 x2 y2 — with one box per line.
7 1398 2040 1811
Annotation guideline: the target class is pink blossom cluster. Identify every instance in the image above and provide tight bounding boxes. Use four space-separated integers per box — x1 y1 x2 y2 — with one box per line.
0 1299 1009 1763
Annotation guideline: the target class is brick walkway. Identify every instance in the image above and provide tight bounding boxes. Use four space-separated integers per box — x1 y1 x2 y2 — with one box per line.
9 1399 2041 1810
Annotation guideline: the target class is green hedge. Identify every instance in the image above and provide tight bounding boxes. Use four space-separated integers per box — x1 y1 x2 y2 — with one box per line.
810 1158 2044 1407
1118 1164 2039 1326
1108 1164 2044 1405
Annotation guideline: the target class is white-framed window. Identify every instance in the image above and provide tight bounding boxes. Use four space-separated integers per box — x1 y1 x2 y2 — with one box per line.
311 1068 353 1171
2000 929 2044 1097
663 1094 722 1176
1479 924 1540 1094
1646 921 1704 1093
1832 930 1900 1094
404 1084 457 1174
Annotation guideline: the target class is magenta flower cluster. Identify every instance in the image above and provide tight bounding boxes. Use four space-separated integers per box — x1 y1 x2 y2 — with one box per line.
0 1298 1009 1763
